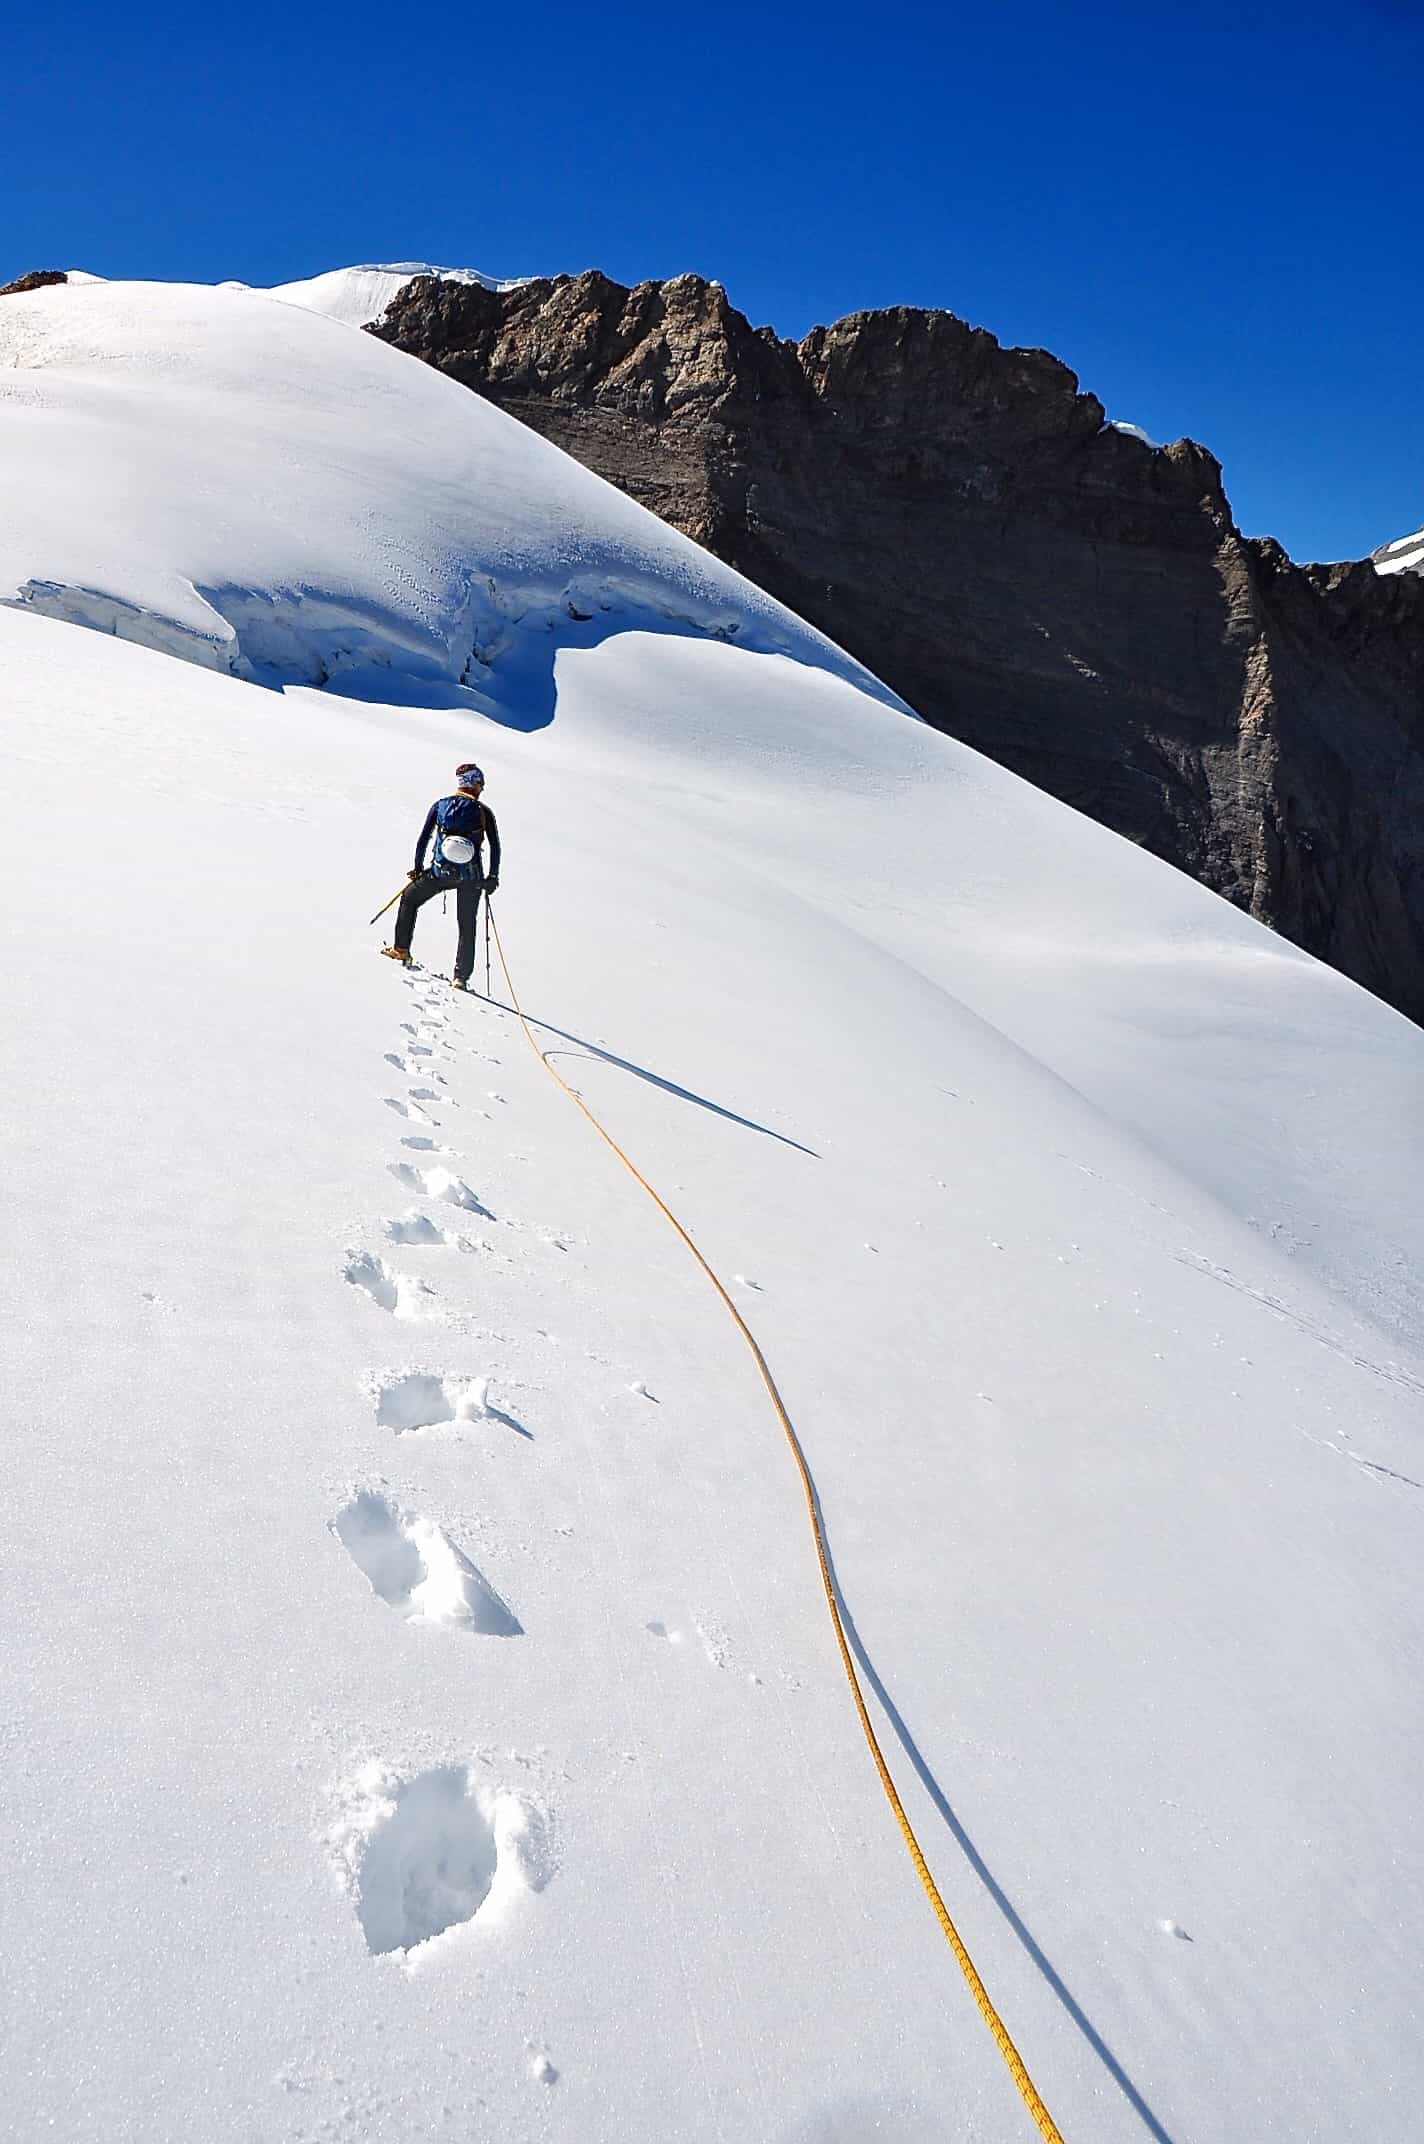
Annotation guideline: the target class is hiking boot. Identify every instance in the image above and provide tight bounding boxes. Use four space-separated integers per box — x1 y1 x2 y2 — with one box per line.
450 975 470 992
380 945 413 966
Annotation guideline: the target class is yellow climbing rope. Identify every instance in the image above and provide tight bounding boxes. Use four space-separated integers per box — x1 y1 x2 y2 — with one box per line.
483 907 1066 2144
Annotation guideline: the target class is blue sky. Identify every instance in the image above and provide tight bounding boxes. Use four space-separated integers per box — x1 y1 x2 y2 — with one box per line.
5 0 1421 561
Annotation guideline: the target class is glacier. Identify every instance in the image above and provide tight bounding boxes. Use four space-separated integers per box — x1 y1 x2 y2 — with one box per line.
1 270 1422 2144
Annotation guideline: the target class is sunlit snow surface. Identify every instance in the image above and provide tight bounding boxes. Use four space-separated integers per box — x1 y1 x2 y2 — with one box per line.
2 276 1423 2144
64 262 531 326
0 278 882 704
261 261 531 330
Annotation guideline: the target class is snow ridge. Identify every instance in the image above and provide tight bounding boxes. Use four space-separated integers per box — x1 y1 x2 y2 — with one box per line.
262 261 532 330
0 277 895 714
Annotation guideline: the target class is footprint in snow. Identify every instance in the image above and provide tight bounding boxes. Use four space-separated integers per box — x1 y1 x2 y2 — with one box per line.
387 1162 490 1215
332 1490 521 1634
384 1211 471 1250
371 1372 484 1435
330 1761 552 1957
343 1251 438 1320
384 1055 447 1084
369 1371 532 1441
385 1096 435 1124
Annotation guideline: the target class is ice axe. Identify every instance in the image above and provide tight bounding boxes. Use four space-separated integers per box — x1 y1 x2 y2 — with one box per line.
368 878 412 927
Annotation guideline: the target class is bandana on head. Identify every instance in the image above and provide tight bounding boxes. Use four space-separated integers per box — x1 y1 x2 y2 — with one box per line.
455 763 484 786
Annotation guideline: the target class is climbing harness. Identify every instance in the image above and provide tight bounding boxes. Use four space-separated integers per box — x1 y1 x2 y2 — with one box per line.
482 909 1067 2144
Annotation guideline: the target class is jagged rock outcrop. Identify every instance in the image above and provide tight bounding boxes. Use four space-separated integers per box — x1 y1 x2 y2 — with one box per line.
380 270 1424 1024
0 270 68 297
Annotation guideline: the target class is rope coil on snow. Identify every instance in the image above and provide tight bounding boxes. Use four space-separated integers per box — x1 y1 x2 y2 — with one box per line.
483 907 1067 2144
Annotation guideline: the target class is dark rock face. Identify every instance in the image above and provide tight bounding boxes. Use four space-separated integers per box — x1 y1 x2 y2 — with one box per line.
0 270 68 296
373 270 1424 1025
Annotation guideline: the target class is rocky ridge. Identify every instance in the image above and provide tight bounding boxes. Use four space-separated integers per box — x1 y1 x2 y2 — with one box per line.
0 270 68 297
372 270 1424 1026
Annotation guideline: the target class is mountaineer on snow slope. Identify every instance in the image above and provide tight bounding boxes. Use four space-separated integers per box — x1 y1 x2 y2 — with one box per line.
381 762 501 988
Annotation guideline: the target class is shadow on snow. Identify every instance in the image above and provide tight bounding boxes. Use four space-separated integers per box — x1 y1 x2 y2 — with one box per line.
466 994 818 1160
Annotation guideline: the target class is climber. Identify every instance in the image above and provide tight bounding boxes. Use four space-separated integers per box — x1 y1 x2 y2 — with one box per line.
381 763 501 989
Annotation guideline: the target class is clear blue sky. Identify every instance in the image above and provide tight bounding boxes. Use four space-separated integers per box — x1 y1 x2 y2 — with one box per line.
5 0 1421 561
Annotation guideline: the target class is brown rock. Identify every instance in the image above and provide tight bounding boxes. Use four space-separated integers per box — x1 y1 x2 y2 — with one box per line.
0 270 68 296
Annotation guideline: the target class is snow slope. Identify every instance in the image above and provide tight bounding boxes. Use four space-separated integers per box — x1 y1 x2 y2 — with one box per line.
54 262 529 330
260 262 530 330
0 278 874 702
3 279 1424 2144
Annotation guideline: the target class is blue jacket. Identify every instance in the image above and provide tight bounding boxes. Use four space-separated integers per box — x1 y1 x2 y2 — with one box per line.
414 794 501 884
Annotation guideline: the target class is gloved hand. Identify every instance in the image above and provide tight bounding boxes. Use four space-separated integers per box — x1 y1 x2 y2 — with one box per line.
485 877 499 895
407 867 421 882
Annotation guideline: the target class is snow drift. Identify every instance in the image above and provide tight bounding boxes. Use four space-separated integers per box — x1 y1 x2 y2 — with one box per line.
2 271 1423 2144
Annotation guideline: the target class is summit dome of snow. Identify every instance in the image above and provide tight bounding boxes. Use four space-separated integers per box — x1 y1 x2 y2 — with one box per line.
0 276 875 700
258 261 530 330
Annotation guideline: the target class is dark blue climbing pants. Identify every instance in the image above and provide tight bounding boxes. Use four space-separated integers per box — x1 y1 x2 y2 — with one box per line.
393 871 483 983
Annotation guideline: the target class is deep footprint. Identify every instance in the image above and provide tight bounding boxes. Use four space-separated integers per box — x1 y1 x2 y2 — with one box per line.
387 1162 490 1215
372 1371 486 1434
335 1764 527 1956
343 1251 437 1319
332 1490 521 1634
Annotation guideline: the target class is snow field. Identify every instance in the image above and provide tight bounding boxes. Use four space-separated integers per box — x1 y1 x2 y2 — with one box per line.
3 250 1424 2139
4 598 1423 2143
